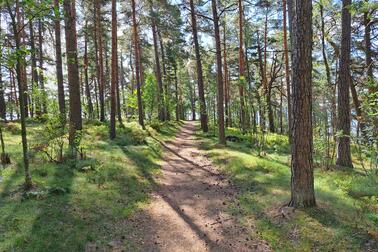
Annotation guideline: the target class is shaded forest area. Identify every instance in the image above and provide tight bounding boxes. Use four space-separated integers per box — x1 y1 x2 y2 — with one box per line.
0 0 377 251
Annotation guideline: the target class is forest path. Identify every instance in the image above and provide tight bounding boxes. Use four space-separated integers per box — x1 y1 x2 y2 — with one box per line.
127 121 270 252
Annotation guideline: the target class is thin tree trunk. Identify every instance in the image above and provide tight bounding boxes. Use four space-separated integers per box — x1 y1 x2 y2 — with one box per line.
63 0 82 149
116 71 122 123
29 21 39 117
131 0 145 129
93 75 100 119
211 0 225 144
120 54 126 107
263 11 275 133
96 0 105 122
257 31 266 131
149 0 165 121
238 0 246 132
84 22 94 119
336 0 353 168
190 0 208 131
288 0 316 207
280 79 283 134
223 23 229 128
174 64 179 121
319 3 337 139
38 19 46 114
6 0 32 189
17 6 28 118
364 0 374 83
0 14 5 120
54 0 66 118
109 0 117 139
283 0 292 141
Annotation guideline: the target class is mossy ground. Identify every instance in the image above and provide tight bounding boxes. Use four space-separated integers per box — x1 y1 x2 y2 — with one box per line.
0 120 182 251
197 126 378 251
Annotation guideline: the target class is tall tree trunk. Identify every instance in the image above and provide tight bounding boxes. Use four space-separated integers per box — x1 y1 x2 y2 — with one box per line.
131 0 145 129
10 70 19 119
6 0 32 189
17 5 28 118
157 28 170 121
336 0 353 168
190 0 208 131
238 0 246 132
96 0 105 122
120 54 127 115
263 12 275 133
288 0 316 207
211 0 225 144
63 0 82 149
174 64 179 121
38 19 46 115
364 0 374 84
279 79 283 134
364 0 377 135
149 0 165 121
29 21 39 118
84 22 94 119
116 71 122 123
93 75 100 119
188 71 196 121
282 0 292 141
223 22 230 128
109 0 117 139
0 14 5 120
54 0 66 118
257 31 266 131
319 3 337 139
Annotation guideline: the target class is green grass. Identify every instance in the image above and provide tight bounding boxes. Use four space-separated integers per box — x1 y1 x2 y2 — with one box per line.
0 120 181 251
197 126 378 251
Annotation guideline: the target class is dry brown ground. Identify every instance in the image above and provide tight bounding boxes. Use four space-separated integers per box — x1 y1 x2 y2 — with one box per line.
126 121 271 252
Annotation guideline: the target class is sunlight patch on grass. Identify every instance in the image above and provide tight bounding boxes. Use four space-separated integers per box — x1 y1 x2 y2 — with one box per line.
197 129 378 251
0 120 181 251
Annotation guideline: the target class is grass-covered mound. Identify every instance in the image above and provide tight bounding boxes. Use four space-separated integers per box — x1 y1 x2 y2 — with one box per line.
0 120 182 251
197 127 378 251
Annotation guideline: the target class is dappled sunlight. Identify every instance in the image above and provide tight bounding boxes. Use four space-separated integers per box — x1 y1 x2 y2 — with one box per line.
0 121 181 250
198 129 378 251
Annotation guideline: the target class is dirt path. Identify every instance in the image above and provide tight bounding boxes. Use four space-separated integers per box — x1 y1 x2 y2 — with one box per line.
128 121 270 252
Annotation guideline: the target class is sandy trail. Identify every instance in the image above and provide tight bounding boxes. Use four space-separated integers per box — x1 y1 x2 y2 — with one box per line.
128 121 270 252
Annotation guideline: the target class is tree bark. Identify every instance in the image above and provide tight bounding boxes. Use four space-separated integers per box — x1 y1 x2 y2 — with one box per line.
238 0 246 132
95 0 105 122
63 0 82 149
211 0 225 144
84 22 94 119
6 0 32 189
336 0 353 168
364 0 374 84
131 0 145 129
223 23 230 128
319 3 337 139
0 14 5 120
282 0 292 141
149 0 165 122
288 0 316 207
54 0 66 118
38 19 46 115
109 0 117 139
190 0 208 131
256 31 266 131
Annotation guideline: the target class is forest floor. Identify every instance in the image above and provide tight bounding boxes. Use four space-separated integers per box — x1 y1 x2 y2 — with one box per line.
125 121 271 251
0 120 377 251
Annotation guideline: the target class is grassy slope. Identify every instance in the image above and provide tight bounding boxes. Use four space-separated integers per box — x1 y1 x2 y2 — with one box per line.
0 120 182 251
197 127 378 251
